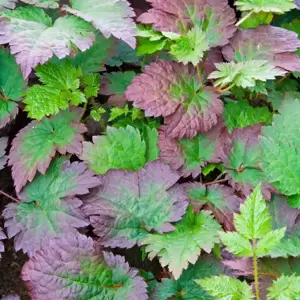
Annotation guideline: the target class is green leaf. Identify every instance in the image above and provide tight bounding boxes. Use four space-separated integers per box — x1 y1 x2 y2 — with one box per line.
137 37 167 56
196 276 253 299
209 60 286 89
224 100 272 133
170 27 209 66
81 73 100 99
260 100 300 196
0 48 24 128
24 61 86 120
239 11 273 29
104 71 136 96
234 185 271 239
153 255 225 300
235 0 296 13
82 125 159 174
202 163 223 176
109 105 130 122
256 228 286 257
268 275 300 299
219 232 253 257
142 206 221 279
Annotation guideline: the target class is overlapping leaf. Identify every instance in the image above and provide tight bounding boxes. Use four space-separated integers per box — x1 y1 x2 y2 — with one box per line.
260 100 300 197
224 100 272 132
197 276 253 299
224 125 271 199
188 183 242 230
82 125 158 175
235 0 296 13
3 157 100 255
0 6 95 78
63 0 136 48
153 255 225 299
0 48 24 128
126 60 223 138
0 137 8 170
83 160 188 248
158 122 230 176
20 0 59 8
24 61 86 120
0 227 5 260
222 25 300 72
22 233 148 299
138 0 236 47
142 206 221 279
8 108 86 193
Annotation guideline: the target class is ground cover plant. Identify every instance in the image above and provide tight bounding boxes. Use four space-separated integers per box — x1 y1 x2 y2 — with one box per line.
0 0 300 299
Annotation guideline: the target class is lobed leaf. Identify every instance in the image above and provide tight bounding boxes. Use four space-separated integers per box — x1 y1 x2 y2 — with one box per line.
20 0 59 8
0 6 95 78
22 233 148 299
223 100 272 133
0 48 24 128
3 157 100 255
0 0 16 11
8 108 86 193
63 0 136 48
126 60 223 138
142 206 221 279
222 25 300 72
153 255 225 299
268 274 300 299
82 125 158 175
0 226 5 260
83 160 188 248
138 0 236 47
260 100 300 197
197 276 253 299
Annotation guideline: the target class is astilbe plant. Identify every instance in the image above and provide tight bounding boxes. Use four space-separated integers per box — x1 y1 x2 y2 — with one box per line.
0 0 299 299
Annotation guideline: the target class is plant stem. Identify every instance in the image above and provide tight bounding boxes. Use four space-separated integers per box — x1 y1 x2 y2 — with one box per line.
252 240 260 300
196 64 204 88
235 11 253 27
0 189 20 203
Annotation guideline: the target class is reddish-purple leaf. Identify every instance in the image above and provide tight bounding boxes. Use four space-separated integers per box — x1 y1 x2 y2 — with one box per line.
222 25 300 72
8 108 86 193
3 157 100 255
138 0 236 47
22 233 148 300
126 60 223 138
83 160 188 248
0 227 6 260
0 137 8 170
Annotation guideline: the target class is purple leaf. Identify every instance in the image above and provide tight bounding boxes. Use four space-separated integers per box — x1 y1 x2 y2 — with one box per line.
138 0 236 47
83 160 188 248
22 233 148 300
0 137 8 170
1 296 20 300
8 108 87 193
222 25 300 72
0 227 6 260
3 157 100 255
126 60 223 138
0 0 17 11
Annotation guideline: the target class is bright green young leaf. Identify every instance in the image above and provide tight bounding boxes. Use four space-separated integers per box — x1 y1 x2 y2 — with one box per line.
196 276 253 300
224 100 272 133
82 125 159 174
109 105 131 122
137 37 167 56
81 73 100 99
260 100 300 196
8 108 86 193
90 108 106 122
142 206 221 279
235 0 296 13
234 185 272 239
153 255 225 300
239 11 273 29
209 60 286 89
24 61 86 120
0 48 24 128
220 232 253 257
268 275 300 299
170 27 209 66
